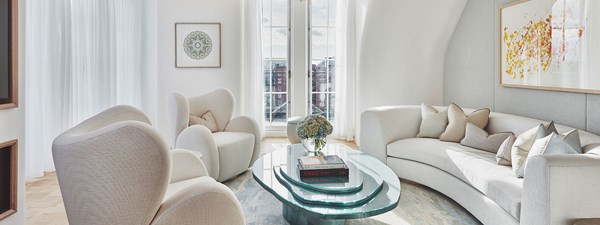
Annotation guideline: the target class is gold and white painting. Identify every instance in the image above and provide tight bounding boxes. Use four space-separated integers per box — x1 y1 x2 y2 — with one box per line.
500 0 600 93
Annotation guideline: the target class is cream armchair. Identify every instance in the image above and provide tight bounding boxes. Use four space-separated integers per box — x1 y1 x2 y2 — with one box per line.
167 88 261 182
52 105 245 225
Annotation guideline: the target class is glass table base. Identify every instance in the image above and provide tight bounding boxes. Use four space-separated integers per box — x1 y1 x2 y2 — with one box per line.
283 204 345 225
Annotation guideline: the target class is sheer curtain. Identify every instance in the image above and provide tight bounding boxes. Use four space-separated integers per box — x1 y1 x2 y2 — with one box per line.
242 0 265 137
334 0 357 141
25 0 148 179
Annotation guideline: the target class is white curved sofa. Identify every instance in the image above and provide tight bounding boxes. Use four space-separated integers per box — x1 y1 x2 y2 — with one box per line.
360 105 600 225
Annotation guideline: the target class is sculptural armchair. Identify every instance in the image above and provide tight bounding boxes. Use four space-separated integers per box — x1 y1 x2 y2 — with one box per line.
52 105 245 225
167 88 261 182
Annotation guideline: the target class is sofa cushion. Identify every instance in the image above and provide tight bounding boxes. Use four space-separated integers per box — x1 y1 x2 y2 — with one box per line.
440 103 491 143
417 103 448 138
512 122 556 178
460 122 512 154
213 132 255 181
496 134 515 165
387 138 523 219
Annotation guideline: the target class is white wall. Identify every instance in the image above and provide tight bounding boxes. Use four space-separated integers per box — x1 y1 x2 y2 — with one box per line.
156 0 243 143
444 0 600 135
356 0 467 143
0 0 25 224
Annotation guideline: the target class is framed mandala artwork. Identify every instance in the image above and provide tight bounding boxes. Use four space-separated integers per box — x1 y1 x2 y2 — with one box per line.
500 0 600 94
175 23 221 68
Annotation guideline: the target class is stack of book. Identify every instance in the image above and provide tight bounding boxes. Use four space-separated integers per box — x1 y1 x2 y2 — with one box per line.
298 155 349 178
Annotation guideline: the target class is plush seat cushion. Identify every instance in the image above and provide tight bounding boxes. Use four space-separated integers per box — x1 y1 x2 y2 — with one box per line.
387 138 523 219
213 132 255 181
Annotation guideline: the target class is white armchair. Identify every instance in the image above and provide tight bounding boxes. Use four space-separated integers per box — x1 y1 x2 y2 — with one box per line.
52 105 245 225
167 88 261 182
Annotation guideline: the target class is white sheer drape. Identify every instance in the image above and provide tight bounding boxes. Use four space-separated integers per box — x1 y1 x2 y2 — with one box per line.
334 0 357 141
242 0 265 137
25 0 147 179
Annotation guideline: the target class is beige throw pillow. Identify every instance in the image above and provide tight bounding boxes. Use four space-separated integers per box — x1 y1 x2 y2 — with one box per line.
417 103 448 138
521 129 581 178
189 110 218 132
511 122 557 177
496 134 516 166
439 103 491 142
460 123 512 153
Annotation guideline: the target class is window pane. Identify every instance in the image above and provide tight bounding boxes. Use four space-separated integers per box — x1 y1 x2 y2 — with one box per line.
272 28 288 59
263 60 271 91
312 60 327 92
272 93 287 123
311 93 327 117
311 28 327 60
264 93 271 123
271 60 287 92
328 0 337 26
262 0 271 26
328 60 335 92
311 0 327 27
329 93 335 120
262 28 271 57
328 28 336 57
272 0 288 27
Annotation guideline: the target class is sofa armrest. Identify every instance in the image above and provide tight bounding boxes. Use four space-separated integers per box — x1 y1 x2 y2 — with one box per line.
359 105 422 162
522 154 600 225
175 125 220 180
225 116 262 167
151 180 245 225
170 149 209 183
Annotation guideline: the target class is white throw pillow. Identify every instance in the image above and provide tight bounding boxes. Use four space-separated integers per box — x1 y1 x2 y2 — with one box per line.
417 103 448 138
439 103 490 143
511 122 557 178
496 134 516 166
189 110 218 132
521 129 582 178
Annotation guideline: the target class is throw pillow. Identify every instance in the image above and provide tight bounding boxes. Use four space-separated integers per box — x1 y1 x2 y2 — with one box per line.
521 129 582 178
417 103 448 138
189 110 218 132
496 134 516 166
460 122 512 153
439 103 491 142
511 122 557 177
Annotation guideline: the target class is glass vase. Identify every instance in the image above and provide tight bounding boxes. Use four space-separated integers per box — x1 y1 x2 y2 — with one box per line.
301 138 326 155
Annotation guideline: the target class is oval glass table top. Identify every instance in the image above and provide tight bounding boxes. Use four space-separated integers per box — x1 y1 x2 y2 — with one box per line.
252 143 401 220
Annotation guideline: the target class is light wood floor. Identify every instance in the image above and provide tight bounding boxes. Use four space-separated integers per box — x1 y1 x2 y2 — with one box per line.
25 138 358 225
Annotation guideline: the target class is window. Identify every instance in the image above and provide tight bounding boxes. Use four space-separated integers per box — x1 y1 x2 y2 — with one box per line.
310 0 336 121
262 0 289 126
262 0 337 127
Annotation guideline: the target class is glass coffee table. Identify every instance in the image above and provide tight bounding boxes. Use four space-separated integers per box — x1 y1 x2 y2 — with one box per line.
252 143 401 225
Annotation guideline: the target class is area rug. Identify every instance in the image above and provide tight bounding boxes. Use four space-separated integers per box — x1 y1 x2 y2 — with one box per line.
225 170 481 225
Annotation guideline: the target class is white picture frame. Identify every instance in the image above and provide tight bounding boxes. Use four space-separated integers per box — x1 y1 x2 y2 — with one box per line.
175 23 221 68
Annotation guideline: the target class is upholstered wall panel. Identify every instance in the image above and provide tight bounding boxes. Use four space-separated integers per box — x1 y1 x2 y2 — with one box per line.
587 95 600 135
444 0 600 135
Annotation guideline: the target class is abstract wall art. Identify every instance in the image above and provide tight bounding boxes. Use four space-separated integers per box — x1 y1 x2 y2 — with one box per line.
175 23 221 68
500 0 600 93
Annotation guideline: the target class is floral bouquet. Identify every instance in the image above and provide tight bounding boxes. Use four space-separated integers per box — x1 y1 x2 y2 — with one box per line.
296 115 333 152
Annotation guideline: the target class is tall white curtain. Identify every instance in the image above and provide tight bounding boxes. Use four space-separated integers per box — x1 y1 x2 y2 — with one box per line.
25 0 147 179
334 0 357 141
242 0 265 137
